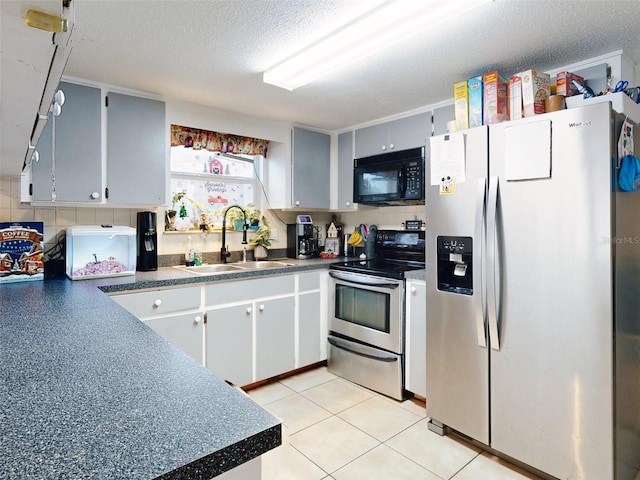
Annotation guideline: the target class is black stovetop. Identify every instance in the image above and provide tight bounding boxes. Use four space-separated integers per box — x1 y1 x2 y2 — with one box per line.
330 229 425 280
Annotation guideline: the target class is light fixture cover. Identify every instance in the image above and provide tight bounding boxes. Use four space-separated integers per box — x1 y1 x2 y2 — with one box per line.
263 0 492 91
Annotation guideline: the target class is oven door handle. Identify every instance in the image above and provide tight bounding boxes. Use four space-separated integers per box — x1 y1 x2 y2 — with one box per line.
328 337 398 363
329 271 400 289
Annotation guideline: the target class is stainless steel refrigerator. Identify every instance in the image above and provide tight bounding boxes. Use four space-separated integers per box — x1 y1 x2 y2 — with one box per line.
426 101 640 480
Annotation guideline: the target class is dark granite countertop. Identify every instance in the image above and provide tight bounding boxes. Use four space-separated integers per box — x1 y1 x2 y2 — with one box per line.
0 257 336 480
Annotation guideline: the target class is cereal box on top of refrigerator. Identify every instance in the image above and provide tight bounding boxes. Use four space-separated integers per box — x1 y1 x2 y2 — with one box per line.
483 71 508 124
0 222 44 284
520 69 551 117
468 75 484 128
453 80 469 131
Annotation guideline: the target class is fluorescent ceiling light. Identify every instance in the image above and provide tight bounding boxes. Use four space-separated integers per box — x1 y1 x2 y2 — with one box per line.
263 0 493 91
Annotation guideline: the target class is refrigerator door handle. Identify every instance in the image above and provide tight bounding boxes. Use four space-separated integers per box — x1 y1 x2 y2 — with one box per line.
474 177 487 348
487 176 501 350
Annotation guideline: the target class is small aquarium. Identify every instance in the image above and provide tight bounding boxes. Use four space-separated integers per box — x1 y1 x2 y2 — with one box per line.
66 226 136 280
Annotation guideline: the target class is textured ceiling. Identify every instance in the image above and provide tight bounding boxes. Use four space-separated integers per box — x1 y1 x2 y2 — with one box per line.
63 0 640 131
2 0 640 177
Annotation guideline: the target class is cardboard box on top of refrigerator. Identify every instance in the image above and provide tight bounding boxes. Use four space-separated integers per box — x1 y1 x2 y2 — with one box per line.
509 75 523 120
453 80 469 130
468 76 483 128
520 69 551 117
555 71 585 97
483 71 508 124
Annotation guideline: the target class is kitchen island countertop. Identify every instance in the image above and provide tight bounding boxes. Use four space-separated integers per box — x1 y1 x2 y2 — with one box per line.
0 258 336 479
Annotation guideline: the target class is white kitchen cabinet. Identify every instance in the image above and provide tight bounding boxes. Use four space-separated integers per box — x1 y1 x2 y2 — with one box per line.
205 302 254 386
204 270 326 386
205 275 296 385
30 83 166 206
291 126 330 209
298 291 322 367
255 296 296 380
336 130 357 211
32 81 103 202
144 311 204 364
405 279 426 398
297 270 325 366
354 112 431 158
111 285 204 364
106 91 166 205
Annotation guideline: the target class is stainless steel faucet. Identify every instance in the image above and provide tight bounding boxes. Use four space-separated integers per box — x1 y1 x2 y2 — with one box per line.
221 205 248 263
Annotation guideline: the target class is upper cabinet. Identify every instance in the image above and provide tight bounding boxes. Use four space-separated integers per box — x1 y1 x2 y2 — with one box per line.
336 131 357 211
106 92 166 205
291 126 330 209
432 104 455 137
32 82 102 202
30 83 167 206
354 112 431 158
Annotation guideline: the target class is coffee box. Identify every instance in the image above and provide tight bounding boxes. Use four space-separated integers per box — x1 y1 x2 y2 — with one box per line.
555 71 585 97
0 222 44 284
483 71 507 124
468 76 483 128
453 80 469 130
520 69 551 117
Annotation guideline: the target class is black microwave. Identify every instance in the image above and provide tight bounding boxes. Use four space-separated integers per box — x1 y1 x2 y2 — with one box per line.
353 147 425 206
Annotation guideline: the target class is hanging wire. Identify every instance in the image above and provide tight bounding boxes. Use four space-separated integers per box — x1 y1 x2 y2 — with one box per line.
252 158 289 227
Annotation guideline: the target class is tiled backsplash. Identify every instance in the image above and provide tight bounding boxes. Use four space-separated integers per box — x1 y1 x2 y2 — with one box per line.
1 175 426 264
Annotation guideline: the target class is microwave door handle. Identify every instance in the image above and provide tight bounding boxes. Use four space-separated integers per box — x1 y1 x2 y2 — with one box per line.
398 166 406 198
329 271 400 289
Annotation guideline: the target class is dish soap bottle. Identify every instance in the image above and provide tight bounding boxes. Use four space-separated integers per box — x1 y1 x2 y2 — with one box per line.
185 236 195 266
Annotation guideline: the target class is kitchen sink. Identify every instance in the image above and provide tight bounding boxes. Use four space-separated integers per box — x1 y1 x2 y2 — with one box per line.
236 261 295 269
173 264 243 275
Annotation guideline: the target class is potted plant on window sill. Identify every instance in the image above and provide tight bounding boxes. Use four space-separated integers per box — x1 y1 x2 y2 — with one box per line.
246 203 261 229
249 215 271 260
166 190 188 230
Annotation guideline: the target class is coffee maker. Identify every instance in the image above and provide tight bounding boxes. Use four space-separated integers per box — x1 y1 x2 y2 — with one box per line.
287 215 318 259
136 211 158 271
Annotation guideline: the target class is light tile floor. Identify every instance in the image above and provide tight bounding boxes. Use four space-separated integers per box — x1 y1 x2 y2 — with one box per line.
247 367 553 480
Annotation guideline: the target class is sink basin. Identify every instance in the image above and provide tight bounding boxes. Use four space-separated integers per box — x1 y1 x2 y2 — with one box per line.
236 261 295 270
173 264 243 275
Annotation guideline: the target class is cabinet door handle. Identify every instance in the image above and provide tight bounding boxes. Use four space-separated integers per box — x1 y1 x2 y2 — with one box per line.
153 299 162 307
246 307 252 314
346 201 351 207
90 192 99 199
295 200 300 206
194 316 202 323
381 145 387 151
389 143 394 150
259 304 265 311
411 286 417 294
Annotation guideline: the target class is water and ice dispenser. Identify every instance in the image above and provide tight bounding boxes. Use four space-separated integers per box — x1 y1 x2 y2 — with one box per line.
436 236 473 295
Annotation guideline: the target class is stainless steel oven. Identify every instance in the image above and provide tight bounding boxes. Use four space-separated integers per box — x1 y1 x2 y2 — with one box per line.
329 270 403 353
328 270 404 399
327 229 425 400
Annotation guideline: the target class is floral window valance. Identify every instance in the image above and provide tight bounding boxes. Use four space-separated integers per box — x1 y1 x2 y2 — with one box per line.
171 124 269 158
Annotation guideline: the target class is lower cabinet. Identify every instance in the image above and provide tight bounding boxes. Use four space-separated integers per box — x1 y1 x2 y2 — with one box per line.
298 291 322 367
111 285 204 365
205 302 254 387
405 279 426 398
111 269 328 388
255 296 296 380
144 312 204 364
